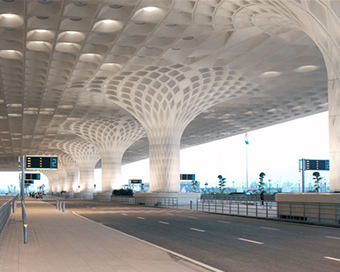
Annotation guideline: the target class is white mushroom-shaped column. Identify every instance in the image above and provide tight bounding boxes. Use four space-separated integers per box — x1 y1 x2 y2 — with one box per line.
63 117 145 194
58 153 79 194
41 170 58 194
105 66 234 192
57 141 100 199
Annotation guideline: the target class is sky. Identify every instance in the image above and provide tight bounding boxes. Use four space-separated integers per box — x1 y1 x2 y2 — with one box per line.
121 111 329 191
0 111 329 193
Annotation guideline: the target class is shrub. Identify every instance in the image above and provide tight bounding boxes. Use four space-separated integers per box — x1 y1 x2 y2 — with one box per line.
112 188 133 196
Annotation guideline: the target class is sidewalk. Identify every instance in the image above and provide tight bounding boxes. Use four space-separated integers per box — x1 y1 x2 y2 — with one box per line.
0 199 214 272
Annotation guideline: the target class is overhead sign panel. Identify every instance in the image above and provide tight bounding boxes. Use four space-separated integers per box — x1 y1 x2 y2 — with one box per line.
180 174 195 180
25 173 40 180
26 156 58 170
130 179 142 184
299 159 329 171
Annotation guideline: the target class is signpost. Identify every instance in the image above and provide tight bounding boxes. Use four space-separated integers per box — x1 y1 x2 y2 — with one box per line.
299 159 329 192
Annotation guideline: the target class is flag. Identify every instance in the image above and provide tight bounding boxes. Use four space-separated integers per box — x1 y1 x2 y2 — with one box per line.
245 133 249 145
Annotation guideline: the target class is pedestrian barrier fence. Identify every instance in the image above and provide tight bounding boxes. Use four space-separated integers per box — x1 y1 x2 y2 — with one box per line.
0 195 19 236
196 199 277 219
277 202 340 225
111 196 178 208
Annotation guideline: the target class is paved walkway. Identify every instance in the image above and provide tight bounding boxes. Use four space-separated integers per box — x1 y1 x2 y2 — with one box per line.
0 199 215 272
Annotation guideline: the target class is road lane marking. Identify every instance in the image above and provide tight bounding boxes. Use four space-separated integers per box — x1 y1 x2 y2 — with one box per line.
137 217 145 220
238 238 264 245
190 228 206 233
218 220 231 224
188 216 198 219
122 213 128 216
326 236 340 240
159 221 170 225
260 227 280 231
324 257 340 262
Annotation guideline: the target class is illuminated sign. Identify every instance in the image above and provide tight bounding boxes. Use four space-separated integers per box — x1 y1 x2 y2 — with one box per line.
300 159 329 171
26 156 58 169
129 179 142 184
24 180 34 184
180 174 196 180
25 173 41 180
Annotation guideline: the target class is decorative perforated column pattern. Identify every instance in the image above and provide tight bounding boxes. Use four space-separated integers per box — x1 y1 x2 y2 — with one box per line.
277 1 340 191
63 117 145 193
57 141 100 198
105 66 241 192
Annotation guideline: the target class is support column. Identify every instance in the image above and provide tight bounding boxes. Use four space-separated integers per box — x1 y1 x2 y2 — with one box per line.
329 78 340 192
148 129 182 192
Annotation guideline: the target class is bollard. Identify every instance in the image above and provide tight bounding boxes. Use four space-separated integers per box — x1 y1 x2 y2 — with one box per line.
56 200 59 209
62 202 65 212
59 201 62 210
13 200 17 214
190 200 193 210
23 224 28 244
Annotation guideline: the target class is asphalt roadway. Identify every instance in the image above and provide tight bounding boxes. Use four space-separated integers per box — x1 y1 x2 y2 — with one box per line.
43 199 340 272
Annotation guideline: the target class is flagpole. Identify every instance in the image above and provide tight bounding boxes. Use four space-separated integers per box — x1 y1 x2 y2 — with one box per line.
245 133 249 190
246 143 248 190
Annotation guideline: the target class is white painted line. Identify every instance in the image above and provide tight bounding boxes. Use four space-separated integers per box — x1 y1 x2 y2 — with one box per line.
190 228 206 233
218 220 231 224
326 236 340 240
324 257 340 262
159 221 170 225
137 217 145 220
122 213 128 216
72 212 223 272
238 238 264 245
188 216 198 219
260 227 280 231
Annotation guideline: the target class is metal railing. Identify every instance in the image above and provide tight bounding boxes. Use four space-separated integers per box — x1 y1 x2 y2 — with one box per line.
196 199 277 219
201 194 276 202
0 195 19 235
277 202 340 225
111 196 179 208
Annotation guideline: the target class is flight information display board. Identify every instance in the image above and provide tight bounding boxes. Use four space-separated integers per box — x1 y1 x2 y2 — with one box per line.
300 159 329 171
25 173 40 180
26 156 58 170
180 174 196 180
130 179 142 184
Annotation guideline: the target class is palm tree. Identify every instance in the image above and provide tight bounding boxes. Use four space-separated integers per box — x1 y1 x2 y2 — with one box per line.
191 180 198 192
312 172 322 192
258 172 266 192
218 175 226 193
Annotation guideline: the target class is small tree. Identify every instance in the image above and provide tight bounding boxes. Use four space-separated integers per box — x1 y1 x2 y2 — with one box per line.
258 172 266 192
191 180 198 192
218 175 226 193
312 172 322 192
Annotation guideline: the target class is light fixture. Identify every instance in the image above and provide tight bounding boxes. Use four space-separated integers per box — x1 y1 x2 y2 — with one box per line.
2 13 16 18
143 7 158 12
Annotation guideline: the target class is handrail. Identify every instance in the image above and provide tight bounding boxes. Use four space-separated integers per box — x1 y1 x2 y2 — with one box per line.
0 194 19 235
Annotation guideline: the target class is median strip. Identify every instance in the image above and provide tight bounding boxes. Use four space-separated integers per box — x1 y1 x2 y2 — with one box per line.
324 257 340 262
238 238 264 245
190 228 206 233
159 221 169 225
